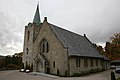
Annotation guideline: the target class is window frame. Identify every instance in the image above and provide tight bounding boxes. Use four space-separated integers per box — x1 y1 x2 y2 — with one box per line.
84 58 88 67
76 58 80 68
40 39 49 53
27 31 30 41
53 61 55 68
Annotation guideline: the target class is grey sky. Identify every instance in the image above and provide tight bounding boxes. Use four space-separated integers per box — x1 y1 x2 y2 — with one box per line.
0 0 120 56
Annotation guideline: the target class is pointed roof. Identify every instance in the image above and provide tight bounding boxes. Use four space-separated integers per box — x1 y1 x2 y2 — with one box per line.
33 3 41 24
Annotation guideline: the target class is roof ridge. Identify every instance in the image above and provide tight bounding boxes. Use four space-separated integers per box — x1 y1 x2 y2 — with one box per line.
48 23 84 38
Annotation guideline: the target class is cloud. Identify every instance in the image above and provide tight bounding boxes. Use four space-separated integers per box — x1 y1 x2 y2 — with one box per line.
0 11 23 56
47 0 120 44
0 0 120 55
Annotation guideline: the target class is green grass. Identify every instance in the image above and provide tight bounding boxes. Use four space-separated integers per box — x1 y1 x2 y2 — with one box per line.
117 77 120 80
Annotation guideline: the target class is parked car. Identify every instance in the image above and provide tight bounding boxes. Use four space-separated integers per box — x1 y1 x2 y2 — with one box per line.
20 69 25 72
111 65 120 69
111 65 116 69
26 69 30 73
115 67 120 73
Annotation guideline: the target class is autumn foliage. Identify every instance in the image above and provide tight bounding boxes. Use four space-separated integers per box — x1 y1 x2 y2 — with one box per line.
96 33 120 60
105 33 120 60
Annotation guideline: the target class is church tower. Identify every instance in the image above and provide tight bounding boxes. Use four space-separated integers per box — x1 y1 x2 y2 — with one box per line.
23 3 42 69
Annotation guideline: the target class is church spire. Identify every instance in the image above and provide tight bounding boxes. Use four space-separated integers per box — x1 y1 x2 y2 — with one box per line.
33 3 41 24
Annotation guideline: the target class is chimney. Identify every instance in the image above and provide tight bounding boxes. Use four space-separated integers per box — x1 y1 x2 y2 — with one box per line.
44 17 47 21
84 34 86 37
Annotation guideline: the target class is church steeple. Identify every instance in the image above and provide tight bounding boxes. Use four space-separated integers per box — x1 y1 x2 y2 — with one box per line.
33 3 41 24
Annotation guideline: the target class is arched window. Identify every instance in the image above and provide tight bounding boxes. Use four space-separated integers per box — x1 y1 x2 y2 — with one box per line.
40 39 49 53
46 42 49 53
26 48 29 54
27 31 30 41
42 43 45 53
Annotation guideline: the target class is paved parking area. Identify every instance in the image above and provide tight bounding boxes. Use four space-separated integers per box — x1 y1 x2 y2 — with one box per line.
0 70 120 80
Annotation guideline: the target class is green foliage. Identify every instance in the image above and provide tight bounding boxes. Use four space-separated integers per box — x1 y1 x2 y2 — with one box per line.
71 69 102 77
0 52 23 70
0 58 5 69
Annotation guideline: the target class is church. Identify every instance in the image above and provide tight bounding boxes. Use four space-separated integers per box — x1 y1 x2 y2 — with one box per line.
23 4 110 76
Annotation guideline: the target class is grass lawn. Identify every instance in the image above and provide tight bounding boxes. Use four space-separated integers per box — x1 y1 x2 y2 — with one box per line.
117 77 120 80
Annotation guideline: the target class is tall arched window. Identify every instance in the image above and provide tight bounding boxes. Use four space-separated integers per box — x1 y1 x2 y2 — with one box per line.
46 42 49 53
42 43 45 53
40 39 49 53
26 48 29 54
27 31 30 41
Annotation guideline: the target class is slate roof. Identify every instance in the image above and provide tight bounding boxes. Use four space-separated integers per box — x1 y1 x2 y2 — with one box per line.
49 23 104 58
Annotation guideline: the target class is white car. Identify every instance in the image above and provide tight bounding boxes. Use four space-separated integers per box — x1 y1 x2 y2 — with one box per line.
20 69 25 72
26 69 30 73
115 67 120 73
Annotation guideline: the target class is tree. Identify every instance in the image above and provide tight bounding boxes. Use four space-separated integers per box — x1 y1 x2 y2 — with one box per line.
5 55 12 66
105 33 120 60
1 52 23 70
0 58 5 69
93 43 105 55
110 33 120 45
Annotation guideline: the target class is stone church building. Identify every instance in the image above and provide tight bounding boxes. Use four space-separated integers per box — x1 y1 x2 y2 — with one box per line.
23 4 110 76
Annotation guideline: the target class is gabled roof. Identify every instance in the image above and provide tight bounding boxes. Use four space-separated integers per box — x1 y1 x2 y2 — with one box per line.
49 23 103 58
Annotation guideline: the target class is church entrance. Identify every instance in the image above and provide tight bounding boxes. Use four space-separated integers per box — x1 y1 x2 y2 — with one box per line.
35 58 44 72
45 61 50 74
34 53 50 73
46 67 50 74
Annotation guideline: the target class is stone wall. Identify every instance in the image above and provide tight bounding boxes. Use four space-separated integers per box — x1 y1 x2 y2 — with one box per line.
33 21 69 76
23 23 41 68
69 57 103 76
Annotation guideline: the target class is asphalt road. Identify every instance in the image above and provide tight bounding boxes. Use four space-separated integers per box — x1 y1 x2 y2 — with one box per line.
0 70 120 80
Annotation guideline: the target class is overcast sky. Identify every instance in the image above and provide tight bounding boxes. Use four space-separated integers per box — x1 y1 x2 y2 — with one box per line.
0 0 120 56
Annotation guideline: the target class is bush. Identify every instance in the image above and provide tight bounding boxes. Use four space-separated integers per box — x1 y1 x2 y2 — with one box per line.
7 64 18 70
71 73 81 77
117 77 120 80
89 68 102 74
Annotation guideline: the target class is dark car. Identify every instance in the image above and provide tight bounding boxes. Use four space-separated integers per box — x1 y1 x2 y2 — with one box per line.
115 68 120 73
